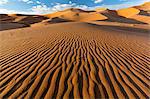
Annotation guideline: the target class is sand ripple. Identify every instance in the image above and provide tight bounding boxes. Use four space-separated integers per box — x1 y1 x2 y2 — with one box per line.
0 22 150 99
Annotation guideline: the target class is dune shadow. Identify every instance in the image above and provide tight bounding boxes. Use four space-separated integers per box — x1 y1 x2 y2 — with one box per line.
88 23 150 36
48 17 72 23
139 10 150 16
0 14 16 22
17 16 48 25
0 14 10 19
0 22 30 31
0 14 49 31
100 10 147 24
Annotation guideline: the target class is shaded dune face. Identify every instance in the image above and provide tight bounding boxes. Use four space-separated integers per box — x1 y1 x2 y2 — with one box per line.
0 14 16 22
17 16 48 25
139 10 150 16
49 17 71 23
100 10 146 24
0 15 48 31
0 22 28 31
0 22 150 99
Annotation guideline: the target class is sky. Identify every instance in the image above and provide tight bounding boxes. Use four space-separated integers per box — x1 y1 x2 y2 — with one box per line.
0 0 149 14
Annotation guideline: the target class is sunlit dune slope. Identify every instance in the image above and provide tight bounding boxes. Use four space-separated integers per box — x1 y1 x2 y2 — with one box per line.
117 8 140 18
116 2 150 24
95 8 107 12
45 8 107 21
130 15 150 24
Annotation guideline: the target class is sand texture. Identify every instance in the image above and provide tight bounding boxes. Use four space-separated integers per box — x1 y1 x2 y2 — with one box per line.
0 2 150 99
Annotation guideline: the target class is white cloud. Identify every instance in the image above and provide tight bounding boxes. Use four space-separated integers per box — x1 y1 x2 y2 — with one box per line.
31 4 52 14
76 5 89 10
19 0 33 4
50 3 91 11
31 3 82 14
69 1 72 4
0 8 17 14
94 0 103 3
51 3 75 11
36 1 41 4
96 0 150 10
30 3 90 14
0 0 8 5
0 8 35 14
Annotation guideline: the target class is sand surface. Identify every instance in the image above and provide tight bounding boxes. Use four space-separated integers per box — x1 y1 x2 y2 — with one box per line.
0 2 150 99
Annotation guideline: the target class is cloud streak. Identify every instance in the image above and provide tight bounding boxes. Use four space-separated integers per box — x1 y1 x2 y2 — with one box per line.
0 0 8 5
18 0 33 4
93 0 103 4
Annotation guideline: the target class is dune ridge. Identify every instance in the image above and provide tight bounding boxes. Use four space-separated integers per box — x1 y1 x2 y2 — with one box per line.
45 8 107 22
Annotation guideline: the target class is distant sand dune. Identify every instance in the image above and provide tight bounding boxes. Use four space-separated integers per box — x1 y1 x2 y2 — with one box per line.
134 2 150 11
1 2 150 31
0 14 48 31
101 10 146 24
45 8 107 22
130 15 150 24
0 22 29 31
117 8 140 18
0 14 16 22
0 22 150 98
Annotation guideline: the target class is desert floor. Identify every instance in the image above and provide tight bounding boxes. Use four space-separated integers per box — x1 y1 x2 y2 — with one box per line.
0 21 150 98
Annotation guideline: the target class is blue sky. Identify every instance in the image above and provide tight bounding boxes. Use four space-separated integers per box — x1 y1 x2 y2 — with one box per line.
0 0 149 14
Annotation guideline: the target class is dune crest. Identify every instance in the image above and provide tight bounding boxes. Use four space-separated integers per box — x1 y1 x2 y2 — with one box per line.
95 8 107 12
134 2 150 11
45 8 107 21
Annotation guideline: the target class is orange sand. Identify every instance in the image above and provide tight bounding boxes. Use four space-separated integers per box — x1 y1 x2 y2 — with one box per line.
0 2 150 99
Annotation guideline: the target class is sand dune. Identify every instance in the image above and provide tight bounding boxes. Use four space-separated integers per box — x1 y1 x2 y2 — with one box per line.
45 8 107 21
100 10 146 24
130 15 150 24
117 8 140 18
88 21 150 30
31 17 72 27
0 14 16 22
116 3 150 24
0 2 150 99
0 22 150 98
0 22 28 31
0 14 48 31
95 8 107 12
1 2 150 31
134 2 150 11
